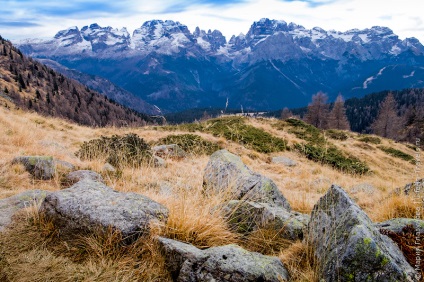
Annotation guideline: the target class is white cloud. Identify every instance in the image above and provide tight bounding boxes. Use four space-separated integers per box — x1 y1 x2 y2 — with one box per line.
1 0 423 44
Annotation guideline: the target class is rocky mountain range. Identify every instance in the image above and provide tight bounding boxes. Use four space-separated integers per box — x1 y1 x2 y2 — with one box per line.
17 18 424 113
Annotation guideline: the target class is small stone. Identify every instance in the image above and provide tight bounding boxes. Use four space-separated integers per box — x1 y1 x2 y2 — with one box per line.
350 183 375 194
271 156 297 167
102 163 116 173
153 156 167 167
152 144 187 159
65 170 104 185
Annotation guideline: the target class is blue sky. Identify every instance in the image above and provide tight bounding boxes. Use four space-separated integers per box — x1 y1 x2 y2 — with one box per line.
1 0 423 43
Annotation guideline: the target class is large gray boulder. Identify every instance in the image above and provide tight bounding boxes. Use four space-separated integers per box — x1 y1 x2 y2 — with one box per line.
12 156 55 180
0 190 50 231
203 150 291 210
223 200 309 240
158 237 289 282
376 218 424 235
40 177 168 241
308 185 416 281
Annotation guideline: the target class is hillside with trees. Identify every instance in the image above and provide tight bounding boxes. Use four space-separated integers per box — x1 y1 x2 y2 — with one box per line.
0 35 154 127
272 89 424 143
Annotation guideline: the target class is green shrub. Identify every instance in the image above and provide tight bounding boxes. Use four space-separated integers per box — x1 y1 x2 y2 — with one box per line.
204 117 287 153
282 118 325 145
294 143 370 175
157 134 221 155
76 133 152 168
326 130 349 141
378 146 415 162
358 135 381 144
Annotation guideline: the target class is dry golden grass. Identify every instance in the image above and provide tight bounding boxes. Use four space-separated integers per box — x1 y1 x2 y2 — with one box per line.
0 105 423 281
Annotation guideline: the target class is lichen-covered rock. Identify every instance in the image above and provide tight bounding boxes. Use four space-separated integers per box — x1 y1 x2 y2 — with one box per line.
158 237 289 282
308 185 416 281
40 178 168 241
153 144 187 159
12 156 55 180
203 150 291 210
65 170 104 185
376 218 424 235
223 200 309 240
271 156 297 167
0 190 50 231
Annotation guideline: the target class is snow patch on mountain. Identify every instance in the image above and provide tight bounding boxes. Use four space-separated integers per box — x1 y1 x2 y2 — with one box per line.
363 67 387 89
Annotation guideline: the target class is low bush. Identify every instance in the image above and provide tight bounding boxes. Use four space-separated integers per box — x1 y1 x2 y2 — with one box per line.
294 143 370 175
157 134 221 155
326 129 348 141
378 146 415 162
76 133 152 168
358 135 381 144
205 117 287 153
283 119 325 145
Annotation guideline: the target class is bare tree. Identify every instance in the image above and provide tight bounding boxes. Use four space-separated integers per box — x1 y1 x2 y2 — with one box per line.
371 93 401 139
304 91 329 129
281 107 293 120
328 94 350 130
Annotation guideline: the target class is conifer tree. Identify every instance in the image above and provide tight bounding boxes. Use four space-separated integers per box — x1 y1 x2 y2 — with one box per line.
371 93 401 139
328 94 350 130
305 91 329 129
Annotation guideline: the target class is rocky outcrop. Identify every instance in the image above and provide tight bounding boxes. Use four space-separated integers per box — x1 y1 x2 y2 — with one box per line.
308 185 416 281
157 237 289 282
203 150 291 210
376 218 424 235
12 156 55 180
0 190 50 231
271 156 297 167
40 174 168 241
152 144 187 159
223 200 309 240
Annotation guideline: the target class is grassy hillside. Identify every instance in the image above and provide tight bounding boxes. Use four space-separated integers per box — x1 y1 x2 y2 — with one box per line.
0 105 422 281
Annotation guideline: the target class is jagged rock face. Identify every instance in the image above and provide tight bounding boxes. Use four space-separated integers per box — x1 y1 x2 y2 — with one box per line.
80 23 130 52
157 237 290 282
40 174 169 241
0 190 51 231
203 150 291 210
16 18 424 112
308 185 416 281
131 20 196 54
